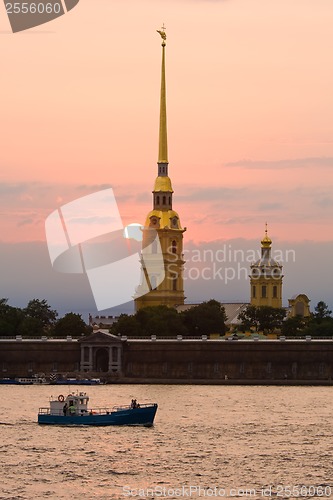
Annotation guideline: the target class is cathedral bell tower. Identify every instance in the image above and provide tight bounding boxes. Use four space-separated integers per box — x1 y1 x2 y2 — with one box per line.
134 27 186 311
250 225 283 308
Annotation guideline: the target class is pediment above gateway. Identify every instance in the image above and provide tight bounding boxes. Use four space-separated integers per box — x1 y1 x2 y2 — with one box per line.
79 330 122 344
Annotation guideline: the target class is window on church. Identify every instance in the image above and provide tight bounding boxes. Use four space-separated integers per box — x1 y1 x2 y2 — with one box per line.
262 285 267 298
273 286 277 298
252 285 256 298
156 195 160 205
168 196 171 205
172 240 177 254
163 195 166 205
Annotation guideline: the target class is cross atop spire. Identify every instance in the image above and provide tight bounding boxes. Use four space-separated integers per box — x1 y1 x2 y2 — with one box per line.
261 222 272 249
157 25 168 167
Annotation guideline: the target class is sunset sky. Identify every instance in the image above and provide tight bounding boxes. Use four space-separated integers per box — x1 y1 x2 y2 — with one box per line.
1 0 333 314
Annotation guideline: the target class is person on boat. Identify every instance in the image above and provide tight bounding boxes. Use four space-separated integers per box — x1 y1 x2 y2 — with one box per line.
68 403 76 415
63 403 68 416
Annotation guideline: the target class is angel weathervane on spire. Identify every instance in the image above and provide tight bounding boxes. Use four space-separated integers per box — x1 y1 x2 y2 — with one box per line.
157 23 167 44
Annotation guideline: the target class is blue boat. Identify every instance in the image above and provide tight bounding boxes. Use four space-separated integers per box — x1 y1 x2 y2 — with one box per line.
0 378 19 385
38 392 158 426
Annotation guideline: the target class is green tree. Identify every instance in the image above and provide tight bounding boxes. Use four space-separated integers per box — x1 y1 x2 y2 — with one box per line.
18 316 44 337
0 298 24 336
110 314 141 337
306 316 333 337
257 306 286 333
238 305 259 332
111 306 188 337
313 301 332 324
238 305 286 333
21 299 58 335
53 313 91 337
181 300 227 335
136 306 187 336
282 315 307 336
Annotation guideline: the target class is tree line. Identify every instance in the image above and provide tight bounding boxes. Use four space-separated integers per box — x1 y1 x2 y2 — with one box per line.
0 298 91 337
1 296 332 338
109 300 227 337
237 301 333 336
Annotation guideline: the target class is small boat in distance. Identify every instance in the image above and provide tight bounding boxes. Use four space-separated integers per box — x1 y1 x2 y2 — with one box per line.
16 376 49 385
52 378 102 385
38 392 158 426
0 378 19 385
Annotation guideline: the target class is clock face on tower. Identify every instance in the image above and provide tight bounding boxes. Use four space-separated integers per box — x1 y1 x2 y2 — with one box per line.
171 217 178 228
151 217 158 226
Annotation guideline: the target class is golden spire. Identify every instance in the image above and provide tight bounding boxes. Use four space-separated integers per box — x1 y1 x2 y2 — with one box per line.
261 222 272 248
157 24 168 164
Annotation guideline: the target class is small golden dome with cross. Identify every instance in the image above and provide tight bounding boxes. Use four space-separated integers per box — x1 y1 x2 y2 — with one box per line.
261 223 272 248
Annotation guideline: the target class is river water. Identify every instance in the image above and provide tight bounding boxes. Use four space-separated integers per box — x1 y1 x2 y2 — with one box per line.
0 385 332 500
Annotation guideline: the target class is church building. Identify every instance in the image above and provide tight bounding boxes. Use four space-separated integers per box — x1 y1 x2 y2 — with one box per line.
250 225 283 308
134 28 186 311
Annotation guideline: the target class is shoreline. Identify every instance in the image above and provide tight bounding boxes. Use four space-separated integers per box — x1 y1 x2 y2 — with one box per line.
104 378 333 386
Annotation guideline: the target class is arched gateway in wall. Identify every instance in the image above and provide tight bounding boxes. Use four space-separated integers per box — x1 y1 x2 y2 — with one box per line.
79 331 123 374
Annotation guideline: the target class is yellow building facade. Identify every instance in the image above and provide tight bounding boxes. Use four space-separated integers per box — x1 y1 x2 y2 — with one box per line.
250 226 283 308
134 29 186 311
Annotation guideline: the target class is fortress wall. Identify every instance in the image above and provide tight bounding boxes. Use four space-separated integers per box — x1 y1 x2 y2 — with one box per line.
0 340 80 377
122 340 333 382
1 339 333 382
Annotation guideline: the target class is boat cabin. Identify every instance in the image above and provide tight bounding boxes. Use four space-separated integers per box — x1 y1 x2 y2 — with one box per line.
49 392 90 416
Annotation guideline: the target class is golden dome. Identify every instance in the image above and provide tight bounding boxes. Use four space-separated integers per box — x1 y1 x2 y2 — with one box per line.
153 176 173 193
261 223 272 248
